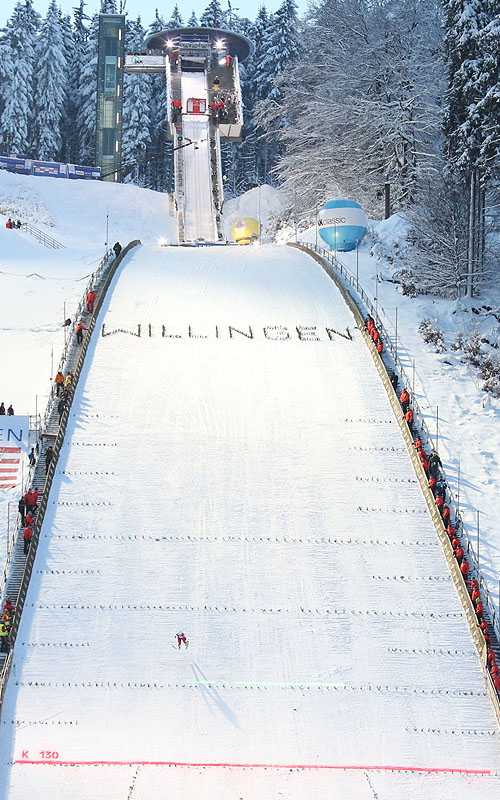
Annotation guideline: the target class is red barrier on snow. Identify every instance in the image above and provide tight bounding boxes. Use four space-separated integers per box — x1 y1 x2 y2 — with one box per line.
14 759 491 774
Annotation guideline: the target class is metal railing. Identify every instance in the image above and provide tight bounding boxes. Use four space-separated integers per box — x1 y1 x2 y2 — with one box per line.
20 221 65 249
0 240 141 716
293 240 500 645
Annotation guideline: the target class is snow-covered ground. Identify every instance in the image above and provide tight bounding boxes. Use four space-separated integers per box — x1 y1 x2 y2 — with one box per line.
222 184 286 242
0 170 177 557
1 244 499 799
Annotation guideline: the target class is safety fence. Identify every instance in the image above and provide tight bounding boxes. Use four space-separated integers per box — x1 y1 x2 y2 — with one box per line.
20 221 65 250
0 240 141 716
290 241 500 725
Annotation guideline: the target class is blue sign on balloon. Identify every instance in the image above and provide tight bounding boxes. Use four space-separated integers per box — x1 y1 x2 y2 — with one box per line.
317 199 367 252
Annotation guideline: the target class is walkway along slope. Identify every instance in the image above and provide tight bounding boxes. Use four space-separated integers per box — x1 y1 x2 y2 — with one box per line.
0 240 141 714
290 241 500 724
1 244 499 800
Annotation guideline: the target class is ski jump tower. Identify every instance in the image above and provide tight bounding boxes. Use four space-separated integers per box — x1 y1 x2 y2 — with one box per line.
124 27 253 243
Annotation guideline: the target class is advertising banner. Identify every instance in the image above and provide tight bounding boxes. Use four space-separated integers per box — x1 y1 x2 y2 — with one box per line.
32 160 67 178
67 164 102 180
0 154 32 175
0 416 29 490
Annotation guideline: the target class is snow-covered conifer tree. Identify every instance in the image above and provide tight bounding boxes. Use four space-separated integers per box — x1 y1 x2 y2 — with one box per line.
122 16 153 186
187 11 199 27
224 1 242 31
77 13 99 165
0 33 14 134
146 9 166 37
258 0 300 102
58 12 75 161
168 5 184 27
65 0 88 163
101 0 117 13
33 0 68 160
145 10 171 191
1 0 40 154
200 0 225 28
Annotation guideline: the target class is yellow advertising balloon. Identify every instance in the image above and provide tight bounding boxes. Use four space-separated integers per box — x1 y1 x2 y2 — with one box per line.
231 217 259 245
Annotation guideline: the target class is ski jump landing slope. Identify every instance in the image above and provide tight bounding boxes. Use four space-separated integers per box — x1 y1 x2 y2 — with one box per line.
1 245 499 800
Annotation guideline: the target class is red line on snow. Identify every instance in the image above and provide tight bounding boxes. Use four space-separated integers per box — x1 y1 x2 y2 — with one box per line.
14 759 491 774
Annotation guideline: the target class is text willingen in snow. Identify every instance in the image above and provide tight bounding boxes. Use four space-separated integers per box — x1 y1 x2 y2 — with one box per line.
101 324 353 342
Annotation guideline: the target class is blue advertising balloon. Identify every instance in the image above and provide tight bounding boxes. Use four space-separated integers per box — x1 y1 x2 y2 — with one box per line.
317 199 367 252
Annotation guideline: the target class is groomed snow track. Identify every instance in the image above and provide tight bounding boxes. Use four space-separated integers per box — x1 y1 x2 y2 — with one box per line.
1 244 500 800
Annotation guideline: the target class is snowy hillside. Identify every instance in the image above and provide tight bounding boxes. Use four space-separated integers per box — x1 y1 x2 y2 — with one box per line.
1 245 499 800
0 170 177 248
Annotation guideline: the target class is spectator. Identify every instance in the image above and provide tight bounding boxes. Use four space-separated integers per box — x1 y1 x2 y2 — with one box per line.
113 241 122 257
23 525 33 555
28 446 36 467
471 587 481 604
16 219 21 229
376 340 384 355
404 408 414 432
75 322 88 344
5 218 13 229
24 489 35 514
18 495 26 525
0 402 5 415
7 404 14 415
413 437 423 451
25 511 34 528
435 495 444 512
64 372 73 390
371 328 380 344
454 546 464 564
55 371 64 396
86 290 97 314
460 559 469 579
390 371 398 391
428 476 437 495
3 598 14 615
446 523 457 539
57 397 66 424
45 445 54 474
0 621 8 652
475 598 484 621
441 505 451 525
428 450 442 479
400 388 410 414
435 478 447 501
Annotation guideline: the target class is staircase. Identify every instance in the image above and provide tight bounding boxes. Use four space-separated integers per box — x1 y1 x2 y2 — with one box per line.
0 249 114 672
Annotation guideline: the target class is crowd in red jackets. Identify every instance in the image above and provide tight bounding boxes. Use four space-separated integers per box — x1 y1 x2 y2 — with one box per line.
365 313 500 695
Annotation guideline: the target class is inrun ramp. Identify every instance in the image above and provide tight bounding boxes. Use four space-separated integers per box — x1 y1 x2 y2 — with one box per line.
1 245 499 800
181 71 217 242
